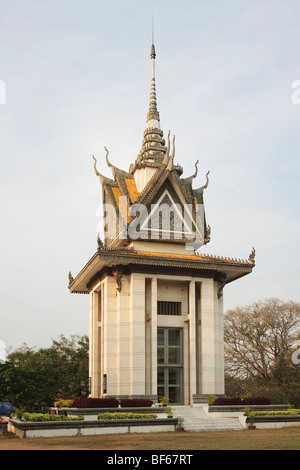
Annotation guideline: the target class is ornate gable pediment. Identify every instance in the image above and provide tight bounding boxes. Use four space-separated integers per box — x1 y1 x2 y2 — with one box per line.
139 181 196 242
93 144 210 250
136 170 210 248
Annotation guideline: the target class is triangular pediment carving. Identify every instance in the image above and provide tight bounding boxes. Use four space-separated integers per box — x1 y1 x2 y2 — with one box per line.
125 176 207 249
139 186 195 240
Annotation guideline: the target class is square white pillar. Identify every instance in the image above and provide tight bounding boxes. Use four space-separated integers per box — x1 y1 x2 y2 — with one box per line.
150 277 158 397
199 278 225 397
188 280 197 403
200 278 217 395
129 273 146 396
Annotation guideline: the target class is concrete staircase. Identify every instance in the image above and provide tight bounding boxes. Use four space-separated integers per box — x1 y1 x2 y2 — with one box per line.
172 406 243 432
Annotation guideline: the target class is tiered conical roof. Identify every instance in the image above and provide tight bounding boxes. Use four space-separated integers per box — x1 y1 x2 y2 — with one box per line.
130 43 168 172
92 43 211 249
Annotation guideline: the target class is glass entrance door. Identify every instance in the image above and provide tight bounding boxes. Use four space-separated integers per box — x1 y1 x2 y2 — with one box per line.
157 328 183 404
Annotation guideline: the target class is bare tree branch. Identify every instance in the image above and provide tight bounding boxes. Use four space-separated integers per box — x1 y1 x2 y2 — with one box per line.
224 298 300 382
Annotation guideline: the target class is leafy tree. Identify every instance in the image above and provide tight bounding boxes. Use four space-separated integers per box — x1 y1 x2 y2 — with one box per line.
50 335 89 397
0 360 41 409
0 335 89 410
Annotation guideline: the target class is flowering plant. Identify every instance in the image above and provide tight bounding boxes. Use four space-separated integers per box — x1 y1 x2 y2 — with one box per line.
159 396 170 406
54 399 74 408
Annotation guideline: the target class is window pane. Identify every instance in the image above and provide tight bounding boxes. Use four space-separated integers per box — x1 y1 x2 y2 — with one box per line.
168 329 180 346
168 348 181 364
157 347 164 364
168 368 181 385
157 367 165 385
157 329 164 346
168 387 180 404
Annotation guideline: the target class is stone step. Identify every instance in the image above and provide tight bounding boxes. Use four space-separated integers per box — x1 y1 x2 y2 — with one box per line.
171 406 243 432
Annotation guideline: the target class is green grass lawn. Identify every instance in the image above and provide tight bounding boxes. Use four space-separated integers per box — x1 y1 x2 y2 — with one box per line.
1 428 300 450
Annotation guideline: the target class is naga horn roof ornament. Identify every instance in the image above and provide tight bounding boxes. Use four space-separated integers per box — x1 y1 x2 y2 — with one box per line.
194 170 210 194
182 160 199 185
166 135 175 171
162 131 170 166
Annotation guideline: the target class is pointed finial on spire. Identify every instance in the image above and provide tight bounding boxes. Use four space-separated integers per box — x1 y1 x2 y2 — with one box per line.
133 31 167 171
147 35 160 129
151 14 155 57
150 43 156 59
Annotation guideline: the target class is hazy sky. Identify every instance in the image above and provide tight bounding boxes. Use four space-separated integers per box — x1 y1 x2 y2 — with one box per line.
1 0 299 351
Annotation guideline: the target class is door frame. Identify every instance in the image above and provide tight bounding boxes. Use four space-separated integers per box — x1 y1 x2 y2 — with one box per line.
157 327 184 405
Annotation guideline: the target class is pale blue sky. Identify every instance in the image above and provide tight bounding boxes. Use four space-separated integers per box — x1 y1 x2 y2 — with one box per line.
0 0 299 350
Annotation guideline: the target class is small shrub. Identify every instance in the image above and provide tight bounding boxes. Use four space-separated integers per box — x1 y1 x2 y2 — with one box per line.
243 407 252 416
97 412 157 420
159 396 170 406
54 399 74 408
206 395 218 405
247 413 256 426
13 408 24 419
72 398 119 408
119 399 153 408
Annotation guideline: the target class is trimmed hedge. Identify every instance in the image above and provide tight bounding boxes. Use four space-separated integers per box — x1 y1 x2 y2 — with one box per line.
23 413 84 422
72 398 119 408
62 397 154 409
212 396 271 406
242 397 271 405
97 412 157 420
245 409 300 417
212 397 242 406
119 399 153 408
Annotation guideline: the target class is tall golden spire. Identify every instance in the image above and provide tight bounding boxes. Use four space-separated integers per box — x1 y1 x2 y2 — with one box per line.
130 41 168 173
147 43 160 127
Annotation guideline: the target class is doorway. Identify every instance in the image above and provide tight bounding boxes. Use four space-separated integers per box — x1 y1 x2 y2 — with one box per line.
157 328 183 404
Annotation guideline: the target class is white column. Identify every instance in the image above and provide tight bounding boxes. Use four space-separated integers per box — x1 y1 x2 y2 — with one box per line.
214 284 225 395
88 291 94 396
89 288 101 397
145 278 152 396
103 276 118 396
188 280 196 404
151 277 158 397
200 278 217 395
129 273 146 396
117 275 130 396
